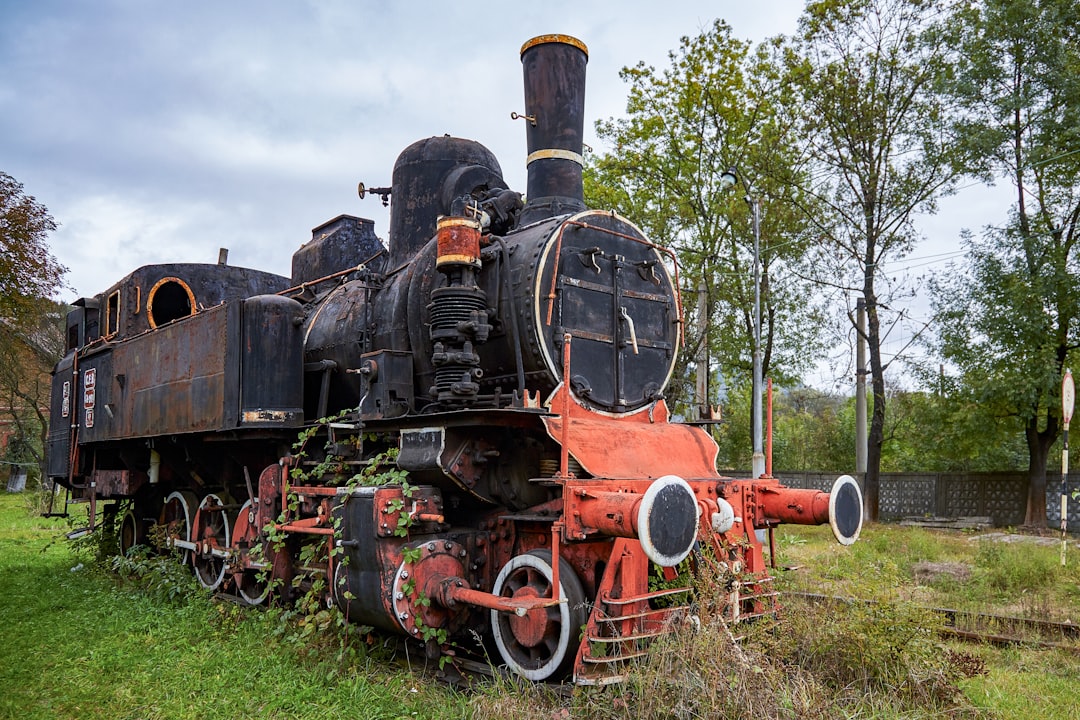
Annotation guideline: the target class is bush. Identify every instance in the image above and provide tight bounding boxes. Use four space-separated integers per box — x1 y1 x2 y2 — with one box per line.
467 580 986 720
109 544 203 605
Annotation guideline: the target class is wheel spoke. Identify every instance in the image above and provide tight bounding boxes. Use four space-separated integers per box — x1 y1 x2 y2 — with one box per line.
490 549 588 681
192 493 231 591
232 499 269 605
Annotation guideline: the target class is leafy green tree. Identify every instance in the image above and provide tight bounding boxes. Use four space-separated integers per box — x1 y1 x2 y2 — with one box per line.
771 387 855 472
718 381 1025 474
584 20 825 434
1 172 66 489
930 0 1080 526
1 172 66 325
879 384 1027 472
785 0 960 519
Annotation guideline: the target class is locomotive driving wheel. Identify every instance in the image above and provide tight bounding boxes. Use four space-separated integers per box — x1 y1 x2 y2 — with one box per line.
159 491 198 563
490 549 587 681
191 493 232 591
231 498 270 605
118 505 141 557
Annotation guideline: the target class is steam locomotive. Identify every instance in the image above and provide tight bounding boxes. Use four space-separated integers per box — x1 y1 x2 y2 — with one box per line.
47 34 862 683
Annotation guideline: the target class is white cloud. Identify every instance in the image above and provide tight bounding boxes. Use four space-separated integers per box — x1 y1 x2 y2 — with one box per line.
1 0 814 301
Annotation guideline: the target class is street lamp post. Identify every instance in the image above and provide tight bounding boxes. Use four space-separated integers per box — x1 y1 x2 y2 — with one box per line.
721 168 766 479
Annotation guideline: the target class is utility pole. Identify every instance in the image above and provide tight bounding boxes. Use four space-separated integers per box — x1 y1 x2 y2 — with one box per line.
750 197 764 479
720 167 764 479
856 297 867 477
695 281 709 419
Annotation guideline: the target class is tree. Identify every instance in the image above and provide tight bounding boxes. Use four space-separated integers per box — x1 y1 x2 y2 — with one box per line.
1 171 66 325
1 171 67 489
929 0 1080 527
786 0 960 520
879 382 1027 472
585 20 825 441
0 298 67 489
771 386 855 472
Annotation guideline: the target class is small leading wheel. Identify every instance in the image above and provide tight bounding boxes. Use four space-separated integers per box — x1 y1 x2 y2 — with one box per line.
192 493 232 591
159 491 198 563
490 549 588 681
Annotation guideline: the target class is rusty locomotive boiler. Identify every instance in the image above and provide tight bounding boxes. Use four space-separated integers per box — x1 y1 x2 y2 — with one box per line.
47 34 862 683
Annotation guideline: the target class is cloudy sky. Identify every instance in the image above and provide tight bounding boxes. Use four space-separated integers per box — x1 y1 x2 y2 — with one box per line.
0 0 810 300
2 0 1007 358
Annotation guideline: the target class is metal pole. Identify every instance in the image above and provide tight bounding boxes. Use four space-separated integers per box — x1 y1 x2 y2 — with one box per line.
751 197 764 479
695 281 708 420
1062 369 1074 566
766 377 773 477
856 298 867 476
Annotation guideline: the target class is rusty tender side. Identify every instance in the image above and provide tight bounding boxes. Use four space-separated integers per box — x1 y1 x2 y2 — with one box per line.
48 34 862 683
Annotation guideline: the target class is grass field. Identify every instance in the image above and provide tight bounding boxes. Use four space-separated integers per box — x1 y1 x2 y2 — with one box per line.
0 493 467 720
774 523 1080 719
2 491 1079 719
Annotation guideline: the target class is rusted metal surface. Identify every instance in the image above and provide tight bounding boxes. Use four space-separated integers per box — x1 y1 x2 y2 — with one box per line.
81 263 289 342
541 383 720 479
291 214 386 286
435 217 482 268
755 481 831 526
91 469 147 497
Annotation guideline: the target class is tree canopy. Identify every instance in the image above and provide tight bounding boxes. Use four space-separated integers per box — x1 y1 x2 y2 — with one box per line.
584 19 825 424
930 0 1080 525
785 0 960 518
0 171 66 488
1 171 66 325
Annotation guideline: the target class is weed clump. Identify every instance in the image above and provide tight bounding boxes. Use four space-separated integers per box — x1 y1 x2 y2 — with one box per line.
469 586 987 720
777 596 972 713
570 598 980 718
974 539 1059 595
109 544 203 605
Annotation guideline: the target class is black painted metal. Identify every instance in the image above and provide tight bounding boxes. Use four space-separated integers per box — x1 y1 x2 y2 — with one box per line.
648 483 699 559
239 295 305 427
519 36 588 226
333 492 399 632
292 214 386 286
91 263 290 341
387 136 506 271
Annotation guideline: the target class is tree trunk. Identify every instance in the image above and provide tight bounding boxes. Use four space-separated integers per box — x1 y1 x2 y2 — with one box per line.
863 292 885 523
1023 413 1055 527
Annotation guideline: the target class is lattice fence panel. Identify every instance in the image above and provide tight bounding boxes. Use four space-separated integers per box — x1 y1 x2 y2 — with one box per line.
879 476 935 520
1046 484 1080 527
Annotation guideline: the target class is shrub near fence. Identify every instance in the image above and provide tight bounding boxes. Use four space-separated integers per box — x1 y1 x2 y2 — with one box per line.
722 470 1080 530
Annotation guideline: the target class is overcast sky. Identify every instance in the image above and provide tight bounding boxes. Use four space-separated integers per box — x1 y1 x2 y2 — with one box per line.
0 0 810 300
2 0 1008 380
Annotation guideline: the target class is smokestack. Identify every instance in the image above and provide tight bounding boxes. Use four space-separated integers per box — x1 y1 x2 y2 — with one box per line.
518 34 588 226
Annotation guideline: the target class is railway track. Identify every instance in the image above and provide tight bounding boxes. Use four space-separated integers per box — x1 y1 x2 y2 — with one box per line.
785 591 1080 653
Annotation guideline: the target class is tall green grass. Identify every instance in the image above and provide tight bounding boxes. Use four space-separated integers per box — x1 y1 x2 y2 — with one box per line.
0 493 468 720
5 494 1079 719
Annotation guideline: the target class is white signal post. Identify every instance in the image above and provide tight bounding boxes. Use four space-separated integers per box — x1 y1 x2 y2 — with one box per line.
1062 369 1074 567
